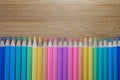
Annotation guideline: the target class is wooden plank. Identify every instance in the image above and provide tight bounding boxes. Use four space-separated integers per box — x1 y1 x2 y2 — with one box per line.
0 4 120 21
0 0 120 4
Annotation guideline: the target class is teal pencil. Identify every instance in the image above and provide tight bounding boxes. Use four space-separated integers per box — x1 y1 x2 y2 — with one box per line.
21 37 27 80
27 37 32 80
93 38 98 80
16 36 21 80
103 38 107 80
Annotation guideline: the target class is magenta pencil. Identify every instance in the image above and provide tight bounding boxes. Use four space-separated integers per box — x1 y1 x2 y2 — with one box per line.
63 38 68 80
73 38 78 80
53 38 58 80
48 39 53 80
68 38 73 80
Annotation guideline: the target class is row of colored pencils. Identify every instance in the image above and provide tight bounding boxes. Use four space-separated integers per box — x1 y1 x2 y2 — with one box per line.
0 36 120 80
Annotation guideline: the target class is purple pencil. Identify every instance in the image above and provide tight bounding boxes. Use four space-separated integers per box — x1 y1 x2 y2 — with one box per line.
58 38 63 80
63 38 68 80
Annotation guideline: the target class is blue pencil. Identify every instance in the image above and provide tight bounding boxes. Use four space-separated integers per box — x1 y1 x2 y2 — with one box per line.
113 37 118 80
118 37 120 80
4 36 10 80
0 37 5 80
98 38 103 80
108 38 112 80
10 36 16 80
103 38 107 80
21 37 27 80
16 36 21 80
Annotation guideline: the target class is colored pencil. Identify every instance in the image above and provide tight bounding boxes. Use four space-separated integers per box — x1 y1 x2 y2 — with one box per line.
10 36 15 80
63 38 68 80
113 37 118 80
98 38 103 80
88 37 93 80
108 38 112 80
68 38 72 80
27 37 32 80
21 37 27 80
118 37 120 80
53 38 58 80
0 37 5 80
73 38 78 80
93 38 98 80
32 37 37 80
16 36 21 80
48 38 53 80
58 38 63 80
37 37 43 80
4 36 10 80
103 38 107 80
78 39 83 80
43 39 48 80
83 37 88 80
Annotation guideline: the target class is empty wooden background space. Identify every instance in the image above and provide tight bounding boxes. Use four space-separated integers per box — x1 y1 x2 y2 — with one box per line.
0 0 120 38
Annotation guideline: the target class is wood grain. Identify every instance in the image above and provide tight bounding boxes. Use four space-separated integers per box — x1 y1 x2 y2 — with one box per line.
0 1 120 38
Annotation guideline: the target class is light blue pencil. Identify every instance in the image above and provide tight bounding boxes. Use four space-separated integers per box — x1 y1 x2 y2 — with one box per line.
10 36 15 80
113 37 118 80
98 38 103 80
21 37 27 80
4 36 10 80
16 36 21 80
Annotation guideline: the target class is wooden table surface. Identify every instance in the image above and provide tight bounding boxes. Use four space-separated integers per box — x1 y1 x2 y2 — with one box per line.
0 0 120 38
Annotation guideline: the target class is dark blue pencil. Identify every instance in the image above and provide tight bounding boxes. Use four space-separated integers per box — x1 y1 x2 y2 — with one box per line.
0 37 5 80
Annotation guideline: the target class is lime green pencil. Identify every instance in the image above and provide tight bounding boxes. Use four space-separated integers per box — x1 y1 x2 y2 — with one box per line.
93 38 98 80
88 37 93 80
27 37 32 80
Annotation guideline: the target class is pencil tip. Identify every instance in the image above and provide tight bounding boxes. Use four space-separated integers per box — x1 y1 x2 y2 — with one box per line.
108 38 112 42
12 36 14 40
39 37 41 42
99 38 102 42
59 38 61 41
94 37 96 42
1 37 4 41
17 36 20 41
64 38 66 41
6 36 9 40
22 37 26 41
89 37 92 42
28 37 31 41
114 37 116 41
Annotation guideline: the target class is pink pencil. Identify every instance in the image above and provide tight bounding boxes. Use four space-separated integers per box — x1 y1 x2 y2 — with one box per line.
53 38 58 80
73 38 78 80
48 38 53 80
68 38 73 80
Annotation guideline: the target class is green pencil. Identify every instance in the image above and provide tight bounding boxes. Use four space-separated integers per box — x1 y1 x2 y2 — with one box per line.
93 38 98 80
27 37 32 80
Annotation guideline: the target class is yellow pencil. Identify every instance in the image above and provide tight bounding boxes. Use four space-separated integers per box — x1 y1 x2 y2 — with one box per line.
83 37 88 80
32 37 37 80
37 37 43 80
88 37 93 80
